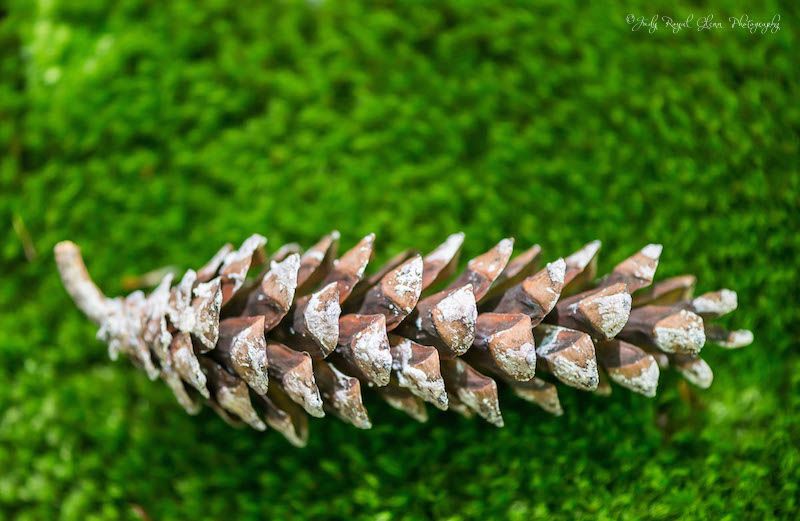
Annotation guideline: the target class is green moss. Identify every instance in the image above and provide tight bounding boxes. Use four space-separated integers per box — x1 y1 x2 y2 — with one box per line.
0 0 797 519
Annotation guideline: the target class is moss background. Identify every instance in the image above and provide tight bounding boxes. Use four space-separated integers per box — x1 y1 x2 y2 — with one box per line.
1 0 798 519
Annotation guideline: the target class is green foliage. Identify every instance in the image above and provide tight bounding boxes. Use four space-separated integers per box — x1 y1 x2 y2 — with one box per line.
1 0 797 519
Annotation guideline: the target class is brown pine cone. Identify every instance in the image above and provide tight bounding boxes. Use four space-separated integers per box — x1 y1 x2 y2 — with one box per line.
54 233 753 446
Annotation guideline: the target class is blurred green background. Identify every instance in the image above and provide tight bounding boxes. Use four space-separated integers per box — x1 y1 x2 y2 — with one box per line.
1 0 798 519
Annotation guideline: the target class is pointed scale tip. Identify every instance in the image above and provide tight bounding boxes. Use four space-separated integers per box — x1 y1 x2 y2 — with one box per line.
575 284 632 340
536 325 599 391
692 289 738 317
476 313 537 381
568 240 601 268
510 378 564 416
425 233 464 265
455 239 514 300
673 355 714 389
304 282 342 355
547 258 566 286
390 336 449 410
432 285 478 356
265 341 324 417
641 243 663 259
707 326 753 349
597 340 660 398
654 309 706 354
359 254 424 329
347 314 392 387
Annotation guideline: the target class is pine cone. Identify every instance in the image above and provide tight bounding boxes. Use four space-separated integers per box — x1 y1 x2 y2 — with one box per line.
54 234 753 446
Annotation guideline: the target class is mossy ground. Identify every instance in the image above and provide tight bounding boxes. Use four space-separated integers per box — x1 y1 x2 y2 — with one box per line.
1 1 798 519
